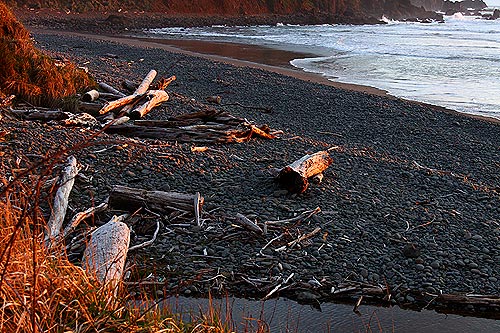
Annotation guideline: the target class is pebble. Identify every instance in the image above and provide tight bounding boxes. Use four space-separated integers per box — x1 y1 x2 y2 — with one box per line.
11 33 500 308
430 260 440 269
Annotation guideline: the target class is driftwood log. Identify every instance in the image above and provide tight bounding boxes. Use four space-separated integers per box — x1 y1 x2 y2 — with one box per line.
235 213 264 235
62 202 108 238
276 150 333 193
99 93 144 115
98 82 126 97
109 185 204 216
11 109 70 121
45 156 79 244
130 90 169 119
82 214 130 289
121 70 157 115
106 109 277 143
82 90 100 102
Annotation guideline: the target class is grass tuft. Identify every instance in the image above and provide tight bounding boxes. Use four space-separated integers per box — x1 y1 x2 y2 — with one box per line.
0 3 95 107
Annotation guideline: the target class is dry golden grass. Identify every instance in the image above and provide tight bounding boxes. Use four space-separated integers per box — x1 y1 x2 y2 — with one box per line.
0 3 94 107
0 152 268 332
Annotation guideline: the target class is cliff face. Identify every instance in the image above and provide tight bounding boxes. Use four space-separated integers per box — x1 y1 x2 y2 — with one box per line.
410 0 487 12
4 0 442 22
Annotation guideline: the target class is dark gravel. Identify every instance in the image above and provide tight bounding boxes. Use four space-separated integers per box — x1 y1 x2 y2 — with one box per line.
3 31 499 312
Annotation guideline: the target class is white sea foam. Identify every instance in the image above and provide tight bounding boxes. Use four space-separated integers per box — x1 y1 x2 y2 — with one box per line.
146 18 500 119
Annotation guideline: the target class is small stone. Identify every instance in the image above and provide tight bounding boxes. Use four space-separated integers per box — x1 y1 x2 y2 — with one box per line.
402 243 421 258
469 262 479 269
488 277 498 283
431 260 440 269
360 268 369 278
471 235 483 241
471 269 481 275
183 289 192 296
125 170 136 177
406 295 415 302
415 264 425 271
415 258 424 264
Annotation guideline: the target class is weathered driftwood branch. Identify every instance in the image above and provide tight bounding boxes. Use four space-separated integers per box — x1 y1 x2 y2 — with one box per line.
109 185 204 215
11 109 70 121
130 90 169 120
99 82 126 97
45 156 79 244
106 116 130 126
265 207 321 226
276 151 333 193
121 70 157 115
122 79 138 93
156 75 176 90
99 93 145 115
287 227 321 248
194 192 202 227
83 214 130 289
234 213 264 235
62 202 108 238
78 102 103 116
105 123 274 144
128 220 160 251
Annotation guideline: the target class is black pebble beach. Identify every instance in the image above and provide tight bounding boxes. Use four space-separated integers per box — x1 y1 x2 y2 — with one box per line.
3 31 499 311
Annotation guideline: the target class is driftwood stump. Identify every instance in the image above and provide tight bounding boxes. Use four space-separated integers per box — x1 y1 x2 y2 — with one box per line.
83 215 130 289
277 150 333 193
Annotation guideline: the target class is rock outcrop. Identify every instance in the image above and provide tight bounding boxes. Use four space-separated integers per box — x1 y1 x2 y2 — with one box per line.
410 0 488 12
5 0 444 24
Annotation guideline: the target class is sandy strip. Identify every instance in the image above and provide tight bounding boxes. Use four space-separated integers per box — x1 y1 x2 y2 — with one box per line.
31 28 500 125
32 28 389 96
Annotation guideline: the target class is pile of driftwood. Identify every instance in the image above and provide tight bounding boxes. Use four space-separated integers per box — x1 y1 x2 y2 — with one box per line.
46 155 204 292
105 108 278 144
7 69 279 144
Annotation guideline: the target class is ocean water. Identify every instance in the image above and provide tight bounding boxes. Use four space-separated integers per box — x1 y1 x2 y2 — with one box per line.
147 13 500 119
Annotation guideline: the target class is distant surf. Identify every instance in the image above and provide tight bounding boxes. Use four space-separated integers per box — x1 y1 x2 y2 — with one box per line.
147 15 500 119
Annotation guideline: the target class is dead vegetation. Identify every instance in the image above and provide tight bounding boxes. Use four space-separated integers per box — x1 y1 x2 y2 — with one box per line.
0 3 94 107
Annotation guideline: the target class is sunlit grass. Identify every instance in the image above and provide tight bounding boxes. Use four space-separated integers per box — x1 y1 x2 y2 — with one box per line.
0 2 94 107
0 156 270 332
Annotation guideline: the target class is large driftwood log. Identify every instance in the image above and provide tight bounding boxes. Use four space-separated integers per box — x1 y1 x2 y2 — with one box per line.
82 214 130 289
276 150 333 193
121 70 157 115
45 156 79 244
130 90 169 119
109 185 204 215
78 102 103 116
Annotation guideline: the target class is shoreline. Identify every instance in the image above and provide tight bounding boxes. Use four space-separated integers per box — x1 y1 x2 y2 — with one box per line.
13 28 500 318
32 28 500 126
